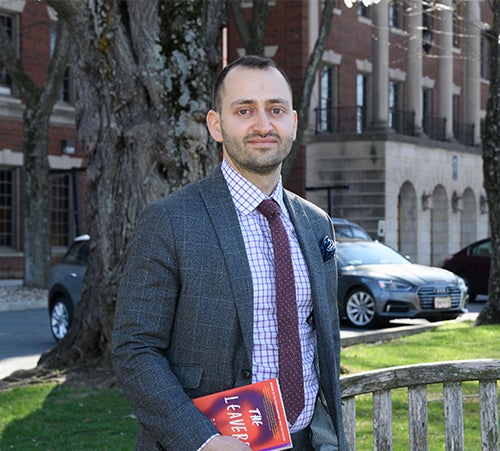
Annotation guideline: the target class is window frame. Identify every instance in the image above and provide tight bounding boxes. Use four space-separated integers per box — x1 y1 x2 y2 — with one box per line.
0 11 19 95
0 166 19 251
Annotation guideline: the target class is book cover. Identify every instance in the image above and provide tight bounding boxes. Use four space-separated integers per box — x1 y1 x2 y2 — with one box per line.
193 378 292 451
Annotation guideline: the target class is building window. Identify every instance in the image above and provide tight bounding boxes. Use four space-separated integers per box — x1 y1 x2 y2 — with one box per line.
422 89 433 135
50 173 71 246
452 0 461 49
50 23 75 104
318 65 338 132
0 168 17 248
357 1 370 18
481 31 490 79
389 81 402 130
0 12 17 94
356 73 368 133
389 0 403 29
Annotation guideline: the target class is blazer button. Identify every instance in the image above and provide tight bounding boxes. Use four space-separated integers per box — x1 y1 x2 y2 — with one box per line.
241 370 252 379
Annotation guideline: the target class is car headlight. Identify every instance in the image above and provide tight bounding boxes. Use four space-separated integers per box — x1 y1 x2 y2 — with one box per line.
455 276 467 290
377 280 413 291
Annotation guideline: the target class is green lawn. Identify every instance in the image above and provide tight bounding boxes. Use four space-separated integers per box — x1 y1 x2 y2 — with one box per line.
0 383 137 450
0 320 498 450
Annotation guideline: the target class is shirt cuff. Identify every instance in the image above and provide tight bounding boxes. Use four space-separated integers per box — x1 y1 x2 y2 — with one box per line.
197 433 221 451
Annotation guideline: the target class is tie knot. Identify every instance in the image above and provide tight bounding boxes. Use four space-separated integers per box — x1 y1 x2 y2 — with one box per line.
257 199 280 221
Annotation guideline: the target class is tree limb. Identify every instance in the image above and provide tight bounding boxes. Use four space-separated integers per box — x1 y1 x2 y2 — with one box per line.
0 17 38 99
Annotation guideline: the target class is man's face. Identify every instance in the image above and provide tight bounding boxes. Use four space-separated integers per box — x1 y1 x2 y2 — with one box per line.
207 66 297 178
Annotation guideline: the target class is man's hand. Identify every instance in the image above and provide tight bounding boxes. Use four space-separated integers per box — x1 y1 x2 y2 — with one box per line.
203 435 253 450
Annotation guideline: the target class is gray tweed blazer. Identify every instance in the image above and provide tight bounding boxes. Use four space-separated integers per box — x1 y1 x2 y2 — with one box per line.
112 165 348 450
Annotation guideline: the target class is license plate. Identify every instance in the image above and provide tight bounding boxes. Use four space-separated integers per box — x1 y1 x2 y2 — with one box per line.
434 296 451 309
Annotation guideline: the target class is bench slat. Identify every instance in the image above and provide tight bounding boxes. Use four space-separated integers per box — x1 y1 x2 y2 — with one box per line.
342 396 357 451
408 384 428 451
444 382 464 451
373 390 392 450
479 380 499 450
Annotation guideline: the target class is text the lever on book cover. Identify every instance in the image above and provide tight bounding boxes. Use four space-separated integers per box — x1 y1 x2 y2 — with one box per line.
193 378 292 451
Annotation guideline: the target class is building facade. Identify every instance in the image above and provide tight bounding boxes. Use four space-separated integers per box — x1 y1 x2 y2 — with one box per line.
0 0 492 278
228 0 491 267
0 0 83 278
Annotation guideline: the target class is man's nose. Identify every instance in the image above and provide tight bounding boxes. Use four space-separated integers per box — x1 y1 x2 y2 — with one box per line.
252 110 273 134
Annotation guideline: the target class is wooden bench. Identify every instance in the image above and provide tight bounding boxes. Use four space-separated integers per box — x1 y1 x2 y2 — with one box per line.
340 359 500 450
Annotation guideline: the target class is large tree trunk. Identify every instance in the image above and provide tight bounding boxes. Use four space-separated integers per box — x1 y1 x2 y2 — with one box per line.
476 0 500 325
39 0 223 370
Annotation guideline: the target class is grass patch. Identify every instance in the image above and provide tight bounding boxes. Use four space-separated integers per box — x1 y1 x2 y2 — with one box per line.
0 321 498 449
0 383 136 450
341 320 500 450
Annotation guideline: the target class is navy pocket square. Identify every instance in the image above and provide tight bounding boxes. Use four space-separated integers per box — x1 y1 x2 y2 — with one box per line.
320 236 336 262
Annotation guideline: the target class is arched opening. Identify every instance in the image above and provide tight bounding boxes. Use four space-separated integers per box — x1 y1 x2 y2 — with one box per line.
461 188 477 248
431 185 448 266
398 182 417 260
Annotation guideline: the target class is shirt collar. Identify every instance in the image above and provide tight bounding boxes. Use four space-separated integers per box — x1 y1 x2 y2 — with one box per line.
221 158 286 216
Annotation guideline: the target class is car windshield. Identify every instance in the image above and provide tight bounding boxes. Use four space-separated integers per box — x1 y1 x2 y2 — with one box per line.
337 241 411 267
64 241 89 265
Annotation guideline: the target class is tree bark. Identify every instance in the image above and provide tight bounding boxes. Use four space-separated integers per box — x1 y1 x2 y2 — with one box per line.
39 0 223 370
476 0 500 325
229 0 269 56
0 13 70 288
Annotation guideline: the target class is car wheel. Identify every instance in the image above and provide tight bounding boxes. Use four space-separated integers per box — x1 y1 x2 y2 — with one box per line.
50 295 74 341
345 288 377 328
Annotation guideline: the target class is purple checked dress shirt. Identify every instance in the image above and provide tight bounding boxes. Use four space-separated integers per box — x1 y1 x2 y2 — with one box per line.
221 159 319 433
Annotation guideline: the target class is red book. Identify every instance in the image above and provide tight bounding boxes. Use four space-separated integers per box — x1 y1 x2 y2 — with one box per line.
193 378 292 451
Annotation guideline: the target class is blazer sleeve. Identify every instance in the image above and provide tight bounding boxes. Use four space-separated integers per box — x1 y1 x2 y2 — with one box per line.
111 199 219 450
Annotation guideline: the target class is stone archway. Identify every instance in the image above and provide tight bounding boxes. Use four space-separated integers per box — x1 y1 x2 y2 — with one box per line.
398 182 418 260
460 188 477 248
431 185 449 266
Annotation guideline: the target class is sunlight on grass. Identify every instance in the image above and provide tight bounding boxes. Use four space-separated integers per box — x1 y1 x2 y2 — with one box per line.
341 321 500 374
0 383 137 449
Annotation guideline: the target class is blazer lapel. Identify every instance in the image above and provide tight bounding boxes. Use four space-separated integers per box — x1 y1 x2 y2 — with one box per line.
284 192 329 308
199 168 254 364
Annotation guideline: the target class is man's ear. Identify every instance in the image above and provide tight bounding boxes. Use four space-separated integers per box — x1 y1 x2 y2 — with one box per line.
206 110 223 143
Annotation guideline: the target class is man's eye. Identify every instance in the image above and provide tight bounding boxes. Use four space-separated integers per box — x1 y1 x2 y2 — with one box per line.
271 108 284 115
238 108 250 116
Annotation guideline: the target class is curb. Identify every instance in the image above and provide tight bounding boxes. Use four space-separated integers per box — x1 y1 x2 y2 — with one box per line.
0 300 46 312
340 323 439 348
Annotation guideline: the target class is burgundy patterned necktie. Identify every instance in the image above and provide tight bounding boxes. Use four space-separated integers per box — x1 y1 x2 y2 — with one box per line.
257 199 305 424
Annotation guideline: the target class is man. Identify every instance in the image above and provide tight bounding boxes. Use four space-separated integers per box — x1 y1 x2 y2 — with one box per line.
112 55 348 450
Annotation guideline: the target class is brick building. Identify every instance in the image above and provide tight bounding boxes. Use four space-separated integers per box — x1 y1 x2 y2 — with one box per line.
227 0 491 266
0 0 83 278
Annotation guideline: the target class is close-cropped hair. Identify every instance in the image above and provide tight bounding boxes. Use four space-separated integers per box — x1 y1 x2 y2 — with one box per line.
211 55 293 111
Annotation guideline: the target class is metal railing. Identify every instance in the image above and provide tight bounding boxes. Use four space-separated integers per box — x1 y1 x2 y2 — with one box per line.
315 106 415 137
453 121 475 146
389 108 416 136
315 106 367 135
422 115 447 141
